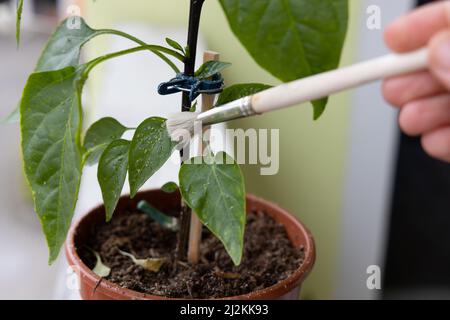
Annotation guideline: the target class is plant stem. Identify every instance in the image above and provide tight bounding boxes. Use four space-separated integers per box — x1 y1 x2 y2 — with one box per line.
181 0 205 111
176 0 205 261
98 29 183 73
83 45 183 76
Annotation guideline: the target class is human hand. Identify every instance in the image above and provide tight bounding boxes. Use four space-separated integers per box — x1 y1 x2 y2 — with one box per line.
383 1 450 162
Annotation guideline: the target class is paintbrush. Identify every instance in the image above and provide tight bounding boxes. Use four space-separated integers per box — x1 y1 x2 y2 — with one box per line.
167 48 428 140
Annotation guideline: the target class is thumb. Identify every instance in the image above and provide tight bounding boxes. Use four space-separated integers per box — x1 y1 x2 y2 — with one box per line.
429 30 450 90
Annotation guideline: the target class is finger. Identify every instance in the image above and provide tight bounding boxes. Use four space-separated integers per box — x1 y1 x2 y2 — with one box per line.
429 30 450 90
399 94 450 136
422 126 450 162
382 71 445 107
384 1 450 52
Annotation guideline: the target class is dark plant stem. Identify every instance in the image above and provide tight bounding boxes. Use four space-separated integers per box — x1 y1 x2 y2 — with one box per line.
176 0 205 261
181 0 205 111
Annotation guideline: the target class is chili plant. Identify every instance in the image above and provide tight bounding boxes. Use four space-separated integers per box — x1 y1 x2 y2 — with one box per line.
10 0 348 266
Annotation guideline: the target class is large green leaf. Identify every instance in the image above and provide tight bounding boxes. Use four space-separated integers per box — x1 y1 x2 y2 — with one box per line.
128 117 176 197
83 117 128 165
20 66 86 264
98 139 130 221
217 83 272 106
20 45 174 263
6 17 107 123
19 38 185 263
219 0 348 119
35 17 100 72
179 152 246 265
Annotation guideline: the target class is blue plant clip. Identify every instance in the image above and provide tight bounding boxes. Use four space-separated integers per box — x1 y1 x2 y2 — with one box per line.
158 73 224 102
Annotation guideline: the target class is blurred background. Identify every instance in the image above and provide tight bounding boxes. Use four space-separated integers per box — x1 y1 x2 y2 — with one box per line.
1 0 449 299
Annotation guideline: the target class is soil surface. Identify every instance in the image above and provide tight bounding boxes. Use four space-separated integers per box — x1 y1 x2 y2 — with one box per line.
79 210 304 299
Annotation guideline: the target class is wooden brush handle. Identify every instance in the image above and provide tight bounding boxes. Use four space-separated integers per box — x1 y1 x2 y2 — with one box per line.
251 48 428 114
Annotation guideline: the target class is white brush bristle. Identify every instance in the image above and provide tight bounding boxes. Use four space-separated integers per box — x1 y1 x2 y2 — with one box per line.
166 112 198 142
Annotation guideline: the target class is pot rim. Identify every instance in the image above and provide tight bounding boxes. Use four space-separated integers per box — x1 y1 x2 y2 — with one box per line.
65 191 315 300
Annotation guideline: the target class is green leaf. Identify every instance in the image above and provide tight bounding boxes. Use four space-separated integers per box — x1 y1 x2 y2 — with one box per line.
16 0 24 46
7 17 100 124
161 181 179 193
128 117 176 197
35 17 99 72
189 101 197 112
19 42 183 264
312 98 328 120
165 37 185 54
83 117 128 165
195 61 231 79
137 200 179 231
7 16 98 124
98 139 130 221
217 83 272 106
20 45 166 263
20 66 86 264
179 151 246 265
91 249 111 278
219 0 348 119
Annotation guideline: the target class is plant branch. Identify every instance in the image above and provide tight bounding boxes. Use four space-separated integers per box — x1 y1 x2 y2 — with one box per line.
182 0 205 111
82 45 183 76
98 29 184 73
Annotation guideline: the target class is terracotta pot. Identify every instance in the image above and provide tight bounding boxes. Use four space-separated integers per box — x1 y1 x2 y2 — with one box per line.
65 189 315 300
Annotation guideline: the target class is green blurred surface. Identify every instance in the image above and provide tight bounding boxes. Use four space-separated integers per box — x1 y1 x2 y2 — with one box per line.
84 0 360 299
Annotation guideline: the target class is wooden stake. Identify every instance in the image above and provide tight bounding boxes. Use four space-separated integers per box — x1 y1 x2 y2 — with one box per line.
187 51 220 264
